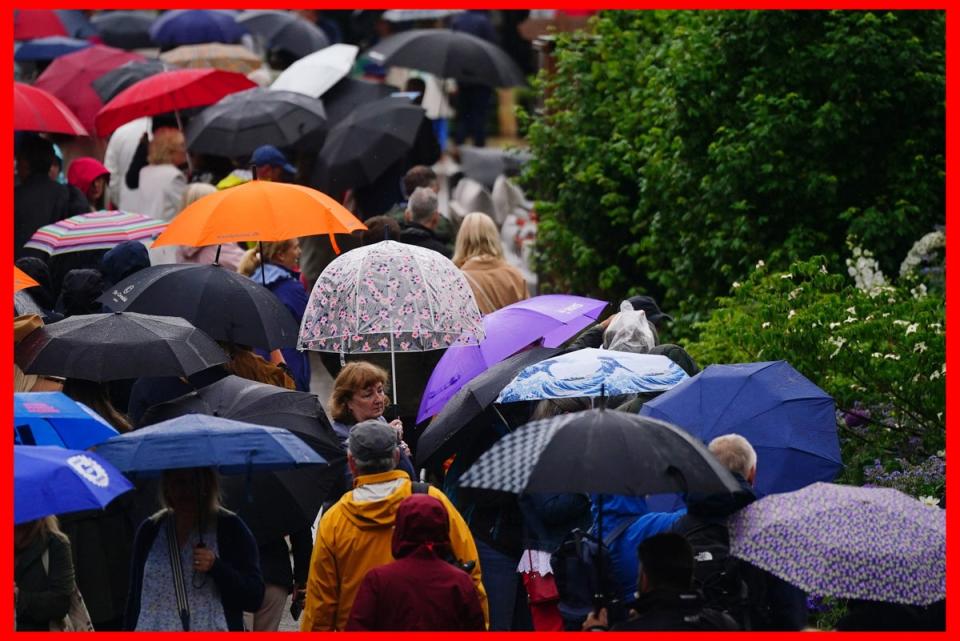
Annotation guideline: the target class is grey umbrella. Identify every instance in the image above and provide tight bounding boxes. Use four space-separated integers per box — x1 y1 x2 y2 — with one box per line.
237 10 330 59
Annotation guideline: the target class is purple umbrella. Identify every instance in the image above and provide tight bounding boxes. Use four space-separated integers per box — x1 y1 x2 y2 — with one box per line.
729 482 945 605
416 294 607 423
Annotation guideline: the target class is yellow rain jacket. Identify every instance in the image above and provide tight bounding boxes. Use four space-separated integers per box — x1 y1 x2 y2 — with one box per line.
300 469 489 631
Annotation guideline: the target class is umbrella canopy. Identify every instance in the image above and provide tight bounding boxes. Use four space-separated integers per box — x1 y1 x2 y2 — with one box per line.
238 10 330 58
418 295 608 423
368 29 525 87
458 145 533 189
497 348 689 403
55 10 98 39
15 266 41 293
416 346 561 467
14 392 119 450
34 44 145 132
94 414 325 476
149 9 247 47
160 43 263 74
98 263 300 349
639 360 842 495
15 445 134 525
23 210 166 256
14 82 88 137
139 375 347 538
150 180 363 250
459 410 744 496
92 60 169 103
14 36 92 62
320 77 398 124
311 97 426 193
729 482 946 605
14 9 67 40
270 43 358 98
95 68 257 137
91 10 157 50
381 9 465 22
16 311 228 383
185 88 327 159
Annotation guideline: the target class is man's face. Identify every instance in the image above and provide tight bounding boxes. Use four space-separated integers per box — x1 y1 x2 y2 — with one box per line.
257 164 283 182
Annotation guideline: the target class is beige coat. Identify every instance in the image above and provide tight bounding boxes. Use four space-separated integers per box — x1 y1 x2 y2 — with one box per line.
460 255 529 315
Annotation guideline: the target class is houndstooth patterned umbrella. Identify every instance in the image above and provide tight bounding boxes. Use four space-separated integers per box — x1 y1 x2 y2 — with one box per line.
459 409 742 497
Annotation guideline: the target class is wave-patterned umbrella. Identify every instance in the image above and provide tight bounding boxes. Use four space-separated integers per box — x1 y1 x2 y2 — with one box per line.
24 210 166 256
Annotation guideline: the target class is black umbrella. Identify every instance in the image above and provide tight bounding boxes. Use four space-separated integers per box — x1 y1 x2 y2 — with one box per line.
237 10 330 59
185 87 327 158
15 311 228 382
367 28 525 87
139 375 347 539
459 410 743 498
311 97 426 194
416 346 560 467
96 264 300 350
92 59 168 103
91 10 156 50
321 77 398 124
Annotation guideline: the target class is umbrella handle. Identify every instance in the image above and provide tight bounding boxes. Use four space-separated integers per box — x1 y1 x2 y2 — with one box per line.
389 333 397 406
214 244 222 265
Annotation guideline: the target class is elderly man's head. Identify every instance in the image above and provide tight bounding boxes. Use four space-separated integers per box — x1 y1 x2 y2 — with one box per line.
405 186 440 229
708 434 757 485
347 419 400 476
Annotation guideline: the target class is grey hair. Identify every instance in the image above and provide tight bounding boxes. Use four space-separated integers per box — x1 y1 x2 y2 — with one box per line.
407 186 438 225
707 434 757 479
351 452 399 476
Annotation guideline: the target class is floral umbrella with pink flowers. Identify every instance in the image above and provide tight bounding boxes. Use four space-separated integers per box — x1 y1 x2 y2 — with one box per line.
298 240 485 401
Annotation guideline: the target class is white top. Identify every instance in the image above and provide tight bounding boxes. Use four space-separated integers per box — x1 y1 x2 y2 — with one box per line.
128 164 186 223
103 117 152 211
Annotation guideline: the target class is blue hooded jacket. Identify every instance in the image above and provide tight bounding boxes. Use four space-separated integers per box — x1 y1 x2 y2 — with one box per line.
250 263 310 392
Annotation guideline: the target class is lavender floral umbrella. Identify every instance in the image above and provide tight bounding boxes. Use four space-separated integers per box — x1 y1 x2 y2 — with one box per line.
298 240 484 401
729 482 946 605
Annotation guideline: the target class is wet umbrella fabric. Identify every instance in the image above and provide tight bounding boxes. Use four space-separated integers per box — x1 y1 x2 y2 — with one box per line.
16 311 228 382
416 346 561 467
729 482 946 605
92 60 168 103
91 10 156 50
185 88 327 158
15 37 91 62
94 414 326 476
14 10 68 40
417 295 607 423
640 360 842 495
23 210 167 256
160 43 263 75
149 9 247 47
15 266 41 293
238 10 330 58
459 410 743 497
457 145 533 189
270 43 358 98
14 82 88 136
320 77 397 124
97 263 300 350
14 392 119 450
368 29 525 87
15 445 134 525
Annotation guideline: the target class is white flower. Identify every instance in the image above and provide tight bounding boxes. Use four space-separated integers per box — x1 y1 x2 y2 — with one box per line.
828 337 846 359
871 352 883 359
905 323 919 335
914 342 928 353
780 273 793 279
888 297 897 304
755 260 765 269
912 373 922 383
787 310 796 320
820 264 828 274
884 354 900 360
929 322 942 331
761 322 771 329
900 230 945 277
937 449 945 458
892 320 910 326
930 370 941 380
843 316 857 324
731 281 741 289
939 413 944 422
882 313 891 318
829 322 842 329
919 496 941 508
846 307 857 315
911 284 928 299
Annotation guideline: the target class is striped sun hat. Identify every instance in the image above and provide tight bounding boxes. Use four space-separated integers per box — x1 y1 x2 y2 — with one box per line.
24 210 167 256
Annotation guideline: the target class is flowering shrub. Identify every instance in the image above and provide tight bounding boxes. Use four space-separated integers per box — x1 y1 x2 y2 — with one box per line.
863 454 946 504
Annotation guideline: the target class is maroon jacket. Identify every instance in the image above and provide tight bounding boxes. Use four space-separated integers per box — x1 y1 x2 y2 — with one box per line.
346 494 486 631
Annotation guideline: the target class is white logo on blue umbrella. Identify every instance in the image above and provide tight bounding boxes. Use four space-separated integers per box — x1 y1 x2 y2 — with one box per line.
67 454 110 488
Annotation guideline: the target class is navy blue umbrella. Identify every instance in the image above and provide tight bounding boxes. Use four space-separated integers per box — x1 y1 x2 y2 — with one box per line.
14 392 119 450
15 445 134 524
639 360 842 495
15 36 91 62
149 10 246 47
92 10 156 50
94 414 327 476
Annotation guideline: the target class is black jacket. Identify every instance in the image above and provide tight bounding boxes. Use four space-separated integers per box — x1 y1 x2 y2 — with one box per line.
14 175 88 258
611 589 739 631
15 533 75 631
399 222 453 258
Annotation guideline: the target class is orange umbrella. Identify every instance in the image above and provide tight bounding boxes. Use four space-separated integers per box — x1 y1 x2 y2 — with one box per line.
151 180 366 254
14 266 40 293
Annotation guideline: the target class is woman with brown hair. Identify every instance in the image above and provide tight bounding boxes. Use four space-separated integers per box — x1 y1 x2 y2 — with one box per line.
14 516 79 631
453 212 528 315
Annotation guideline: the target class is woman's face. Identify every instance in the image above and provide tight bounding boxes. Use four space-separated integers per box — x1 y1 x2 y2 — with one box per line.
163 469 200 511
347 382 386 422
274 238 301 272
88 176 106 203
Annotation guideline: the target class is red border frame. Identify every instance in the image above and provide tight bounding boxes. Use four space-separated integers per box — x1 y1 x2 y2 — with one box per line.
5 3 954 640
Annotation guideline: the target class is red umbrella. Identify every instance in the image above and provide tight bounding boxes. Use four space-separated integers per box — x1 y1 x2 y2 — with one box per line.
33 44 144 135
95 68 258 137
14 10 67 40
14 83 88 136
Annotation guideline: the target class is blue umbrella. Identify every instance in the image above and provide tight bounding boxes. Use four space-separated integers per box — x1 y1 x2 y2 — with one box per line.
14 36 92 61
56 10 98 39
14 392 119 450
149 10 247 47
640 360 842 495
496 348 689 403
94 414 326 476
15 445 134 524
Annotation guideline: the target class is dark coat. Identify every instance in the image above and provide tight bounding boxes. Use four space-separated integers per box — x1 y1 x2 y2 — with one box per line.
256 527 312 591
14 175 88 258
611 589 739 631
124 509 265 632
346 494 485 631
250 263 311 392
15 533 75 631
399 222 453 258
519 492 591 553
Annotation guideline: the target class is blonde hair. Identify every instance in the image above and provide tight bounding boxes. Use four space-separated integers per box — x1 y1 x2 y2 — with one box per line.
708 434 757 479
14 515 65 552
180 182 216 212
330 361 389 424
452 212 503 267
148 129 186 165
237 240 296 277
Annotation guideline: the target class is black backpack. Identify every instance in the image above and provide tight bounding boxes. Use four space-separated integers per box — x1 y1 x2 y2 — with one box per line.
551 519 633 622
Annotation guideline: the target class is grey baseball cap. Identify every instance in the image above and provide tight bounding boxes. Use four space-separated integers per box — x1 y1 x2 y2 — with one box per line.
348 420 399 461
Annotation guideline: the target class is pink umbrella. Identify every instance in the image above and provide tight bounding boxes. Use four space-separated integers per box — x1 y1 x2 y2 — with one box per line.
14 83 88 136
14 10 67 40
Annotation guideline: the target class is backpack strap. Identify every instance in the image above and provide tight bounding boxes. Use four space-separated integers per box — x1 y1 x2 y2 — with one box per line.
411 481 431 494
603 517 634 547
165 518 191 632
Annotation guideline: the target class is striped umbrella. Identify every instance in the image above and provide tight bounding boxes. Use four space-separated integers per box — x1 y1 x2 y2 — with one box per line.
24 210 167 256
